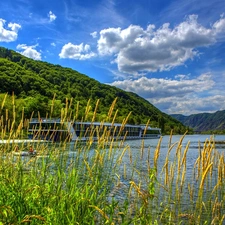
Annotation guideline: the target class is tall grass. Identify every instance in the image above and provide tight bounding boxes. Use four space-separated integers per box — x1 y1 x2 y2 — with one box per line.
0 95 224 224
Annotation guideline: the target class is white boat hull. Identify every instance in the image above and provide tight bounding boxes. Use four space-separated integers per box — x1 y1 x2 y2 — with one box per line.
12 150 37 156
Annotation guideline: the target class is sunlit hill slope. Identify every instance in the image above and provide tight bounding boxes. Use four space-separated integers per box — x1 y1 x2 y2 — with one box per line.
0 46 187 134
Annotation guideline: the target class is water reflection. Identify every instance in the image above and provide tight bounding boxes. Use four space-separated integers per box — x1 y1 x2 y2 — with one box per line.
104 134 225 222
4 134 225 223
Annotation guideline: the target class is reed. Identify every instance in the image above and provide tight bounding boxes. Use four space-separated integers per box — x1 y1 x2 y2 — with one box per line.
0 95 225 224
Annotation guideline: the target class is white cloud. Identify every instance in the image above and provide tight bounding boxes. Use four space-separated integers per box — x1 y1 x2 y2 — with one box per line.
111 73 214 98
48 11 57 22
109 73 225 115
97 15 225 76
59 42 96 60
16 44 41 60
90 31 98 38
151 94 225 115
0 18 21 42
213 16 225 35
51 42 56 47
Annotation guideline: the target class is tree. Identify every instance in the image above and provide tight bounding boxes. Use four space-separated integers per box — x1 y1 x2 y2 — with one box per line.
158 115 165 134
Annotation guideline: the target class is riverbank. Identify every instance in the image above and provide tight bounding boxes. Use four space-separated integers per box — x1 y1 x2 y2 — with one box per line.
0 134 225 224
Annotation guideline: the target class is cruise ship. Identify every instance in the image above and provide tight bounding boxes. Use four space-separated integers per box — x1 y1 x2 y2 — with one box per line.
28 119 161 142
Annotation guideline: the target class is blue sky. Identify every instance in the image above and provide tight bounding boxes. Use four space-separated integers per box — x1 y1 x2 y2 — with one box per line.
1 0 225 115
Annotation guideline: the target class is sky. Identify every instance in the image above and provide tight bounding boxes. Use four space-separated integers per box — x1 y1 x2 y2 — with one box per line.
1 0 225 116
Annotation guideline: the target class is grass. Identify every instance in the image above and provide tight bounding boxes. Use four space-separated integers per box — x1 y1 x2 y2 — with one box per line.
0 95 225 224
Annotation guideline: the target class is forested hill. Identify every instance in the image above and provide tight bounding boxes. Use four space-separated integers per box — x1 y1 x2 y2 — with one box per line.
0 46 186 134
171 110 225 133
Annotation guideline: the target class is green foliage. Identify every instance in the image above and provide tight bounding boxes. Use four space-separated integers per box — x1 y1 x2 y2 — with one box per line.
0 46 187 134
0 97 225 224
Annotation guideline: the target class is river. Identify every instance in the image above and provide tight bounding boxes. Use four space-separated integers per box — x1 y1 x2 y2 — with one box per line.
4 134 225 223
113 134 225 176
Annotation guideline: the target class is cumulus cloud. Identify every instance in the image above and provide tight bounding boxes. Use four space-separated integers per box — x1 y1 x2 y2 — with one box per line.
59 42 96 60
90 31 98 38
109 73 223 115
151 94 225 115
48 11 57 22
0 18 21 42
16 44 41 60
213 17 225 36
111 73 214 98
97 15 225 75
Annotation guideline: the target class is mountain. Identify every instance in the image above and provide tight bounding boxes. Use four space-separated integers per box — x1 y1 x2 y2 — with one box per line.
171 110 225 133
0 46 187 134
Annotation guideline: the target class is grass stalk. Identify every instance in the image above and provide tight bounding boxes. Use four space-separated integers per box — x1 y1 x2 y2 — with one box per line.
0 97 225 224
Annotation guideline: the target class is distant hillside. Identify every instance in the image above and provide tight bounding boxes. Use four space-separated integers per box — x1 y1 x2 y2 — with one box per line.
0 46 187 134
171 110 225 133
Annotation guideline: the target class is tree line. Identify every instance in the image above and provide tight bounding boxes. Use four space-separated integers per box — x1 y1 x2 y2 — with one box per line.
0 47 189 134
